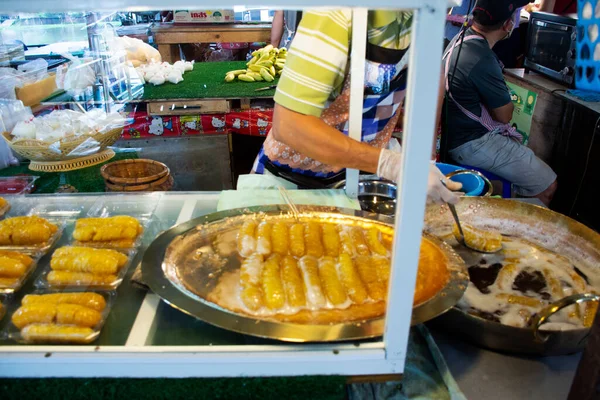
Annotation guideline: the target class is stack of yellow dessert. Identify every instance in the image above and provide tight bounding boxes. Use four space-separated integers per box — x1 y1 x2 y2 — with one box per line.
73 216 143 248
11 292 107 343
0 216 58 246
46 246 129 288
0 250 34 289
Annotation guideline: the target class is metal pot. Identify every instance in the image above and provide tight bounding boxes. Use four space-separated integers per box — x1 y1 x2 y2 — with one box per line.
331 177 397 215
424 197 600 356
333 169 491 216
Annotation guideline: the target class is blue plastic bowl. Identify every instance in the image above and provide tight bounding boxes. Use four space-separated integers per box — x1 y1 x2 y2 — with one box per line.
436 163 485 196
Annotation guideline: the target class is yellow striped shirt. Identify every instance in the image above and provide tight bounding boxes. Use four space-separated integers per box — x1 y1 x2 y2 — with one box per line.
274 10 413 117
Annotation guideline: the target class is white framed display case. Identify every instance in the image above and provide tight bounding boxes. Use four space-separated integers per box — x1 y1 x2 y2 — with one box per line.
0 0 462 378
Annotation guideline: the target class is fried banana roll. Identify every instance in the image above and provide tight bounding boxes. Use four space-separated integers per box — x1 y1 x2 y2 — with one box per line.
261 254 285 310
281 255 306 307
318 256 347 306
237 220 257 257
240 254 264 311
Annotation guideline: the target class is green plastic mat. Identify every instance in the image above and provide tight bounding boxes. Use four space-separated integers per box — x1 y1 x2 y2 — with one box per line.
142 61 278 100
0 377 346 400
0 151 138 194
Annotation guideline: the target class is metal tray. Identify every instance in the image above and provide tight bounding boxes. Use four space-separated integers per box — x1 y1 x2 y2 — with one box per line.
142 205 468 343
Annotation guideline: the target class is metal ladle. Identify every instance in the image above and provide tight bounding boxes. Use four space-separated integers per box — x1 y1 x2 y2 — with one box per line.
441 179 496 253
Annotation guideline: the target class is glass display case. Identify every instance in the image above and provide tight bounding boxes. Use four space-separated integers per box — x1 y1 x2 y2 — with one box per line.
0 0 456 380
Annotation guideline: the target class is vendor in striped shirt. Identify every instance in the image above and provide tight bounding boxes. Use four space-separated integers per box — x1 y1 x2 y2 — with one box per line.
252 10 461 204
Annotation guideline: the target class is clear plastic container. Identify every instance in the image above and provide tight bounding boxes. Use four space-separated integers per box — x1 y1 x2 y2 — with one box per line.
35 247 137 291
4 290 115 344
0 251 42 294
0 176 38 195
73 193 162 249
0 218 65 256
27 198 88 221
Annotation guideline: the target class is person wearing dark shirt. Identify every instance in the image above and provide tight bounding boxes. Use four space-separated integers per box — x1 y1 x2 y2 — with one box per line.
444 0 557 206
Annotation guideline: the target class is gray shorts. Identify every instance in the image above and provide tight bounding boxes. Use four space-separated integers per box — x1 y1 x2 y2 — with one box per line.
448 133 557 196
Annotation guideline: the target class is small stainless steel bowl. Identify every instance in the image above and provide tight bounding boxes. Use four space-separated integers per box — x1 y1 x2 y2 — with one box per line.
332 178 397 215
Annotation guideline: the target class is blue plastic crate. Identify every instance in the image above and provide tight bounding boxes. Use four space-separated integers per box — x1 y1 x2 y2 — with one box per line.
576 0 600 90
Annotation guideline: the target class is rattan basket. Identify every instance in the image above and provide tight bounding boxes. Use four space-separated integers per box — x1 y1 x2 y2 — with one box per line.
2 126 123 162
101 159 173 192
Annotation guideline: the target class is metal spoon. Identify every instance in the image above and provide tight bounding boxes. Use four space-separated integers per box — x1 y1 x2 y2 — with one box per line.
440 178 490 253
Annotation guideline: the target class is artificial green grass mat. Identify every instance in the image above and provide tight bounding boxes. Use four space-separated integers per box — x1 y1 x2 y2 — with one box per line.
0 151 138 194
142 61 278 100
0 377 346 400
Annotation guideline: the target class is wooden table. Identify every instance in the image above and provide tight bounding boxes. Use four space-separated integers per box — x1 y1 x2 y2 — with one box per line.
152 23 272 63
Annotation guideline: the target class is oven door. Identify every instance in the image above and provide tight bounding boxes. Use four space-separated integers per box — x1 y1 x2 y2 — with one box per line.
525 18 576 84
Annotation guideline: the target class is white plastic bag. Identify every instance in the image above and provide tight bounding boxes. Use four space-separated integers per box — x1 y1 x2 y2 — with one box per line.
61 54 96 98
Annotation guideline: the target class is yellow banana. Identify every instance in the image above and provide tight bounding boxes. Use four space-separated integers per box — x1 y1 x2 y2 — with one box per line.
260 69 274 82
238 74 255 82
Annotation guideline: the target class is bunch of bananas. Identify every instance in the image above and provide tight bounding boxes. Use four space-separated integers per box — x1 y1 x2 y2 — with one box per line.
224 45 287 83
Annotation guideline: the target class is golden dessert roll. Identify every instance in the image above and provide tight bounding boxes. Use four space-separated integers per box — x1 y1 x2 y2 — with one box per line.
0 216 58 246
372 255 390 284
236 220 257 257
298 256 326 308
47 271 118 287
365 227 388 256
568 270 587 292
73 216 143 243
0 277 19 288
12 303 56 329
281 255 306 308
12 303 102 329
0 256 28 278
255 221 272 256
22 292 107 312
355 256 386 301
239 254 264 311
304 222 324 258
50 246 127 274
0 251 34 267
350 227 370 256
584 301 599 328
496 293 543 308
11 224 53 246
453 223 503 253
0 197 7 208
271 222 290 255
261 253 285 310
337 253 368 304
542 268 564 299
496 263 518 290
54 304 102 327
21 323 95 344
317 256 347 306
338 227 356 256
321 224 340 257
289 223 306 257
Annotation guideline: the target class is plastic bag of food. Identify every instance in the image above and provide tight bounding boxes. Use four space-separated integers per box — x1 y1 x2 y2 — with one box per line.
61 55 95 98
67 137 102 157
116 36 161 68
17 59 48 85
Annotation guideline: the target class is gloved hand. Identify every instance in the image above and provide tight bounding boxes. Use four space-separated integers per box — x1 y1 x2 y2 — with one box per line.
377 149 462 204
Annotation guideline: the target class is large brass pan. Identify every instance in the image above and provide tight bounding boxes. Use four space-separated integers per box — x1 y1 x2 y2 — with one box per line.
424 197 600 355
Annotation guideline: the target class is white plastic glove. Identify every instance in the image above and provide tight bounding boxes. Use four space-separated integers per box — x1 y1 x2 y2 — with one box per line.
377 149 462 204
426 161 462 204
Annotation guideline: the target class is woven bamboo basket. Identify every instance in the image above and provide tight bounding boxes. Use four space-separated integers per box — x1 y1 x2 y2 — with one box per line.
102 159 173 192
2 126 123 162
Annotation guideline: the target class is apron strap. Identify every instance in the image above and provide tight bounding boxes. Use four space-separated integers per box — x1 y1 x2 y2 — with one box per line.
443 34 524 142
